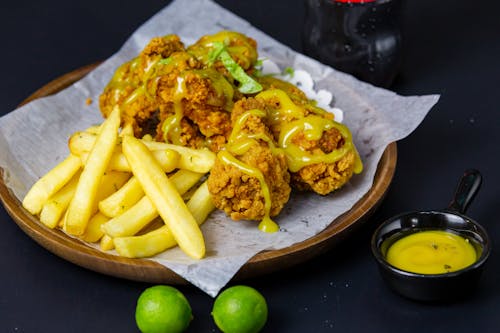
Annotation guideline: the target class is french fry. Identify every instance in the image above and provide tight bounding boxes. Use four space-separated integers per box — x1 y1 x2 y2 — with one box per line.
100 234 115 251
100 196 157 238
120 123 134 137
65 106 121 236
22 154 82 215
69 131 215 173
169 169 205 194
101 170 204 237
81 212 109 243
39 170 81 229
105 149 179 173
186 181 215 225
142 140 215 173
98 177 144 218
68 131 118 156
85 125 102 134
122 135 205 259
113 181 214 258
114 225 177 258
58 209 68 229
91 171 130 213
80 144 180 173
54 171 128 231
141 134 154 141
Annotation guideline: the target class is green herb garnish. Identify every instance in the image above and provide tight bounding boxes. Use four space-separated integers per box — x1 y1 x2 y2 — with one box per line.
158 57 172 65
283 66 295 76
209 42 262 94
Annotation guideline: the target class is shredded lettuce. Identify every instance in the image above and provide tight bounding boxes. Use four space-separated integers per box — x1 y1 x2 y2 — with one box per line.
158 57 172 65
283 66 295 76
209 42 262 94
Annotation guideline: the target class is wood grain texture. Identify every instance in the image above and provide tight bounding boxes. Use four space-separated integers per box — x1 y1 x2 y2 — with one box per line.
1 64 397 284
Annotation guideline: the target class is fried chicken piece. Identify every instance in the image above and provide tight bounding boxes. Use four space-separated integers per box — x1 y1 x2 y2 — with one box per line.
155 68 234 150
155 109 206 149
141 34 185 59
257 76 309 105
99 35 188 136
253 87 362 195
208 98 291 221
290 126 358 195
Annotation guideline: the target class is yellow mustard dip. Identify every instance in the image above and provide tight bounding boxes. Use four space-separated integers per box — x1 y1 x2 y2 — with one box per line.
386 230 477 274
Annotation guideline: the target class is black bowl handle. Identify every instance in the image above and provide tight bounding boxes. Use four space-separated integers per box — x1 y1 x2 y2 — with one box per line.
447 169 482 214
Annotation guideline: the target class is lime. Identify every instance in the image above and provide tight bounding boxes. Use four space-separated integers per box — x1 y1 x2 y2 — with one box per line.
212 285 268 333
135 285 192 333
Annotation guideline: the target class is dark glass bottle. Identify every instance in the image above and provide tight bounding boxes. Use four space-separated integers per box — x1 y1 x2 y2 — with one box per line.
302 0 403 88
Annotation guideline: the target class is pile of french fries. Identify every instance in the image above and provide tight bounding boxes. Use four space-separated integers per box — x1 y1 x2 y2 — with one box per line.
21 106 216 260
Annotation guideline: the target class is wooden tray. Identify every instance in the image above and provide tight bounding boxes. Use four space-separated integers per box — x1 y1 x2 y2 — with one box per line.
0 64 397 284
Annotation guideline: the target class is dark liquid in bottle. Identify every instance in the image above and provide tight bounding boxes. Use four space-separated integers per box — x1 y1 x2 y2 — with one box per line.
302 0 402 87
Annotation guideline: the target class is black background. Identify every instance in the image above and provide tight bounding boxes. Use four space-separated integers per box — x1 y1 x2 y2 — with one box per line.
1 0 499 332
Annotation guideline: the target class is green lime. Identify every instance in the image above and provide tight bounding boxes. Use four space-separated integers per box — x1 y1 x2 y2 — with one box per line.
135 285 192 333
211 285 268 333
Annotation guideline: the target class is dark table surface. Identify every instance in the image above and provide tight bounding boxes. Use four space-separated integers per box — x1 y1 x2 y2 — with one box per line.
1 0 499 332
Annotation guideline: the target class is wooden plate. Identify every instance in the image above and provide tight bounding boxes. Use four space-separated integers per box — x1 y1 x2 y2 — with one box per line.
0 64 397 284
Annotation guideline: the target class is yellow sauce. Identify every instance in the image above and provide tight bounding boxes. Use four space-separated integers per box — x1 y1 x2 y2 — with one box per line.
162 76 186 145
256 89 305 124
256 88 363 174
386 230 477 274
187 31 258 69
218 109 280 233
279 115 354 172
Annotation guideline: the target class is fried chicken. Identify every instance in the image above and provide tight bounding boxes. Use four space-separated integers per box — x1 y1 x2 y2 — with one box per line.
99 31 261 150
208 98 291 221
98 30 363 229
289 125 359 195
155 68 234 151
252 87 362 195
99 34 188 137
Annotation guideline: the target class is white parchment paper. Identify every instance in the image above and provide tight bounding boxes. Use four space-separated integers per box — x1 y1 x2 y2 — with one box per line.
0 0 440 296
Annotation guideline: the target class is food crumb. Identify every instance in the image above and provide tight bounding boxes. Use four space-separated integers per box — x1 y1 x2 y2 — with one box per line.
85 97 93 105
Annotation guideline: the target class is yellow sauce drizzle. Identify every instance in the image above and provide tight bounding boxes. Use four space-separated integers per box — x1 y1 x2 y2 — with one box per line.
257 89 363 174
194 69 235 112
219 109 280 233
160 68 234 145
123 58 161 105
187 31 258 69
280 116 360 173
386 230 477 274
217 150 278 233
162 76 186 145
256 89 304 125
228 109 278 151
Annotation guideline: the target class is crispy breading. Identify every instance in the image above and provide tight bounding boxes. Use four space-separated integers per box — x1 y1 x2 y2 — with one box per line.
160 70 233 136
208 99 291 221
208 144 290 220
290 126 357 195
140 34 185 59
99 35 189 137
249 85 357 196
291 152 356 195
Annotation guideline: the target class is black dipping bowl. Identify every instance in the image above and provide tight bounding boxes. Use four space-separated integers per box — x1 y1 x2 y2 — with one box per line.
371 170 491 302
